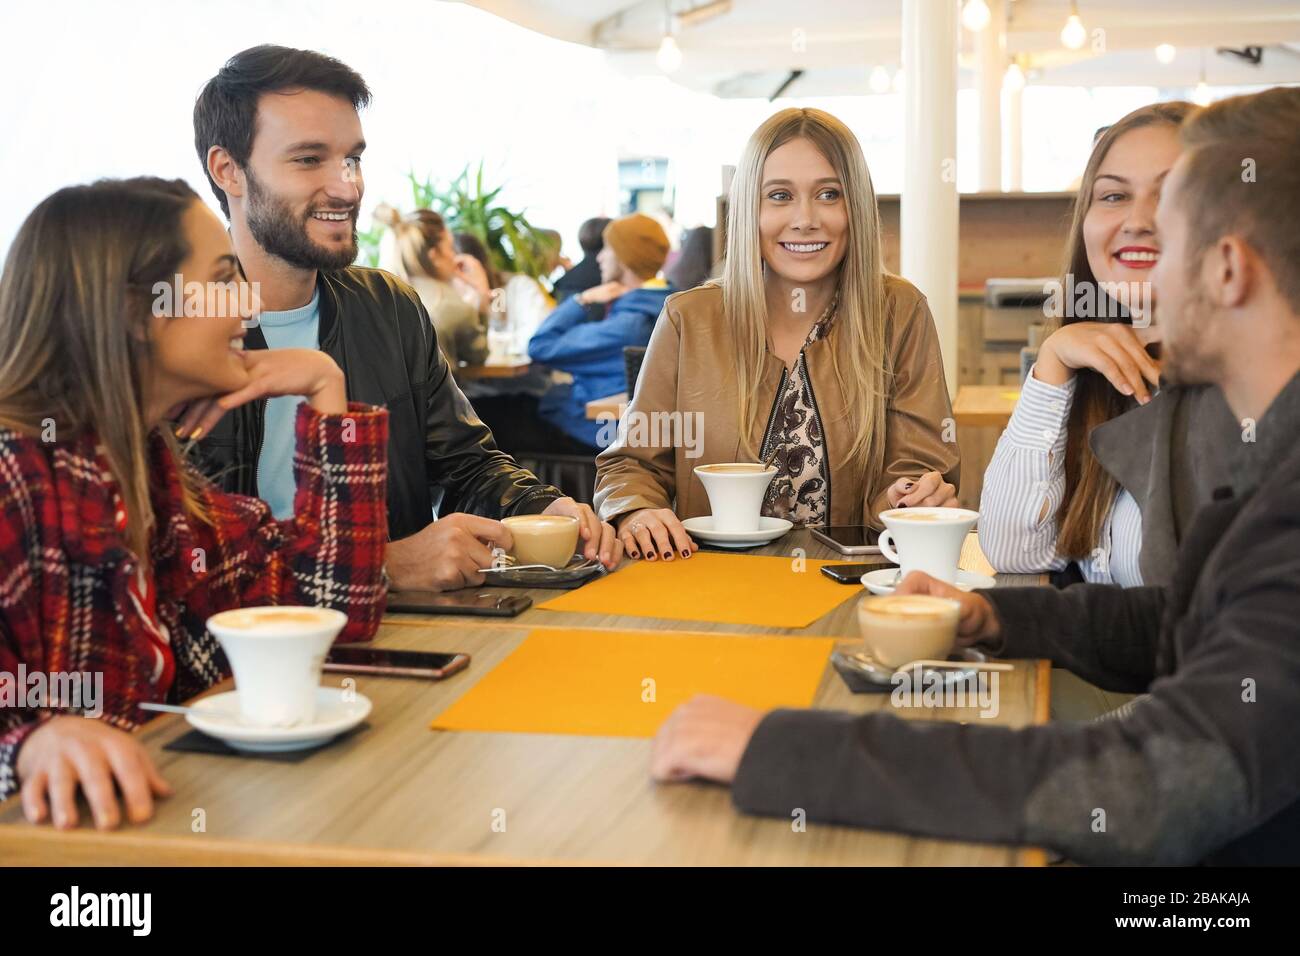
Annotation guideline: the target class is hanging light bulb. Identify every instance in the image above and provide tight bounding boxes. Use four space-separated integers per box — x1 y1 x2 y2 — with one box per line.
1003 61 1026 93
656 2 682 74
869 65 892 94
1060 2 1087 50
1155 43 1176 65
1192 48 1211 106
656 34 682 73
962 0 991 32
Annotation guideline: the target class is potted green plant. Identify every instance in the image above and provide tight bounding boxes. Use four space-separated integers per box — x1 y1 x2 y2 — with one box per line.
412 162 556 279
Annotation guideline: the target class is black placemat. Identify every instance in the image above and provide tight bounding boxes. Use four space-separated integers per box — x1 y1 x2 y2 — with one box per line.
163 723 369 761
830 653 894 694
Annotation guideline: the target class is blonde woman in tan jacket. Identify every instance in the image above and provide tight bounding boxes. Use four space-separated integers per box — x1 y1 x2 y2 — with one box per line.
594 108 960 561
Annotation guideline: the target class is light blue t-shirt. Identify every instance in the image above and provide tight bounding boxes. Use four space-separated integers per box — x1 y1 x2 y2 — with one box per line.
256 289 321 520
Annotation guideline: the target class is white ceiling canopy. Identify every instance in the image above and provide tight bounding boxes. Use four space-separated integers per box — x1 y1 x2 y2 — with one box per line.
463 0 1300 96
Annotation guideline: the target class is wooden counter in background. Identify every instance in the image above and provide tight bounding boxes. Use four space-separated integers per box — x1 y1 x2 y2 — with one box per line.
876 191 1073 287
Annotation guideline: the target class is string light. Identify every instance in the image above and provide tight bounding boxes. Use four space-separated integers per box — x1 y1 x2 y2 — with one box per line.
1060 2 1087 50
962 0 991 32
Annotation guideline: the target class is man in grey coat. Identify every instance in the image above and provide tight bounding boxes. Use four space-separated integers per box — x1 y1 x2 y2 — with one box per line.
650 132 1300 865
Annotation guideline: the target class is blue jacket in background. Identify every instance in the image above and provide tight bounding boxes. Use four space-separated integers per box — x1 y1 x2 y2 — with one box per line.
528 281 673 448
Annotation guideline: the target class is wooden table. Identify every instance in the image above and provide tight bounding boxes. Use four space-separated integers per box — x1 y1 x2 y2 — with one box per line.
0 532 1049 866
457 358 532 380
953 385 1021 428
585 391 627 420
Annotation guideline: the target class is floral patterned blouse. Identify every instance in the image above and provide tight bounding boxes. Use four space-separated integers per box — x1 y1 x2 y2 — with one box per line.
760 296 837 525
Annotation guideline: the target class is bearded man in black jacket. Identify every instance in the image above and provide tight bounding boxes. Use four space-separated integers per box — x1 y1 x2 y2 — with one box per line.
185 46 622 591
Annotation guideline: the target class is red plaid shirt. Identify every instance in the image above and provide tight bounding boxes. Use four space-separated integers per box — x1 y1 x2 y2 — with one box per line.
0 402 389 799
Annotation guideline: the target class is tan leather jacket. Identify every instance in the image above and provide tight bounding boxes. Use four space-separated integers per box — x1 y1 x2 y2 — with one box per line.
594 277 959 529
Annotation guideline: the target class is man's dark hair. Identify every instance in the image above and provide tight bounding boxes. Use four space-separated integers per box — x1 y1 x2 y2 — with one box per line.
193 45 372 217
578 217 612 256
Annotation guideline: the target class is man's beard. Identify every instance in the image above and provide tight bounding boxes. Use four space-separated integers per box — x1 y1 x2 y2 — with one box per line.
245 169 357 271
1161 285 1225 386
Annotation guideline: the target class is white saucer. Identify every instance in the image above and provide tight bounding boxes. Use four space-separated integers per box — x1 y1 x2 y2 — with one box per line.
185 687 371 753
861 568 997 595
681 515 794 548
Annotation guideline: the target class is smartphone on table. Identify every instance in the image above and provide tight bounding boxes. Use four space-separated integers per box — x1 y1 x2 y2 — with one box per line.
810 525 882 555
324 646 469 680
385 589 532 617
819 561 896 585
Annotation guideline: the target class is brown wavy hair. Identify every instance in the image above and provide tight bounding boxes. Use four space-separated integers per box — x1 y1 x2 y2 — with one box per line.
0 177 212 561
1055 101 1196 560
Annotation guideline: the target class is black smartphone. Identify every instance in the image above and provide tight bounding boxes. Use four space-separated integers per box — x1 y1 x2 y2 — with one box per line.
385 589 532 617
324 646 469 680
809 525 882 554
820 561 896 584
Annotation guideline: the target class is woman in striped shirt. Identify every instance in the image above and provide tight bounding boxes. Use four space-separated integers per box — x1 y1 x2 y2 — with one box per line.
980 102 1195 586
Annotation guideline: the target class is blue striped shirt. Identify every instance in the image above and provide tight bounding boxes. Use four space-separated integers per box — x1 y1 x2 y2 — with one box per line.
978 366 1145 586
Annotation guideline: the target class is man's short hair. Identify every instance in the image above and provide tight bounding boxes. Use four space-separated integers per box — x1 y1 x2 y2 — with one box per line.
1182 86 1300 148
193 45 372 217
578 217 612 256
1176 137 1300 315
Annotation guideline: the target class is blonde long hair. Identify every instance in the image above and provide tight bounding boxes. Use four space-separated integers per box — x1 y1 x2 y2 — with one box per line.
722 108 889 476
0 177 211 560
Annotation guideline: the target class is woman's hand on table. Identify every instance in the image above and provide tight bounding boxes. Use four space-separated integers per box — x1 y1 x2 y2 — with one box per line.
886 471 958 509
616 508 698 561
17 716 173 830
650 695 764 785
541 498 622 569
895 572 1002 646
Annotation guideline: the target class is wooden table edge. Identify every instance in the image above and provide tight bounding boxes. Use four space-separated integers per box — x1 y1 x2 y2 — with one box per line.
0 594 1057 867
0 827 624 867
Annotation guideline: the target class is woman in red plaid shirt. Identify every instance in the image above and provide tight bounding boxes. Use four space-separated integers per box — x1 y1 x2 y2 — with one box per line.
0 178 389 829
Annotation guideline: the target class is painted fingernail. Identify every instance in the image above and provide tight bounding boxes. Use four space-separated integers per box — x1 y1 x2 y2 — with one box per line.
190 427 204 440
681 549 690 558
630 551 640 558
663 551 672 560
646 552 656 561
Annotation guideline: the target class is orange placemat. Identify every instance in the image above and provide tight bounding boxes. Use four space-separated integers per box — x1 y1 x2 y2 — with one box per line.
430 627 835 738
536 551 857 628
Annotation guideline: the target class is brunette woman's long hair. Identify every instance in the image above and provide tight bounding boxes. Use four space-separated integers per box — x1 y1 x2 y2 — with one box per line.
1054 101 1196 559
0 177 212 560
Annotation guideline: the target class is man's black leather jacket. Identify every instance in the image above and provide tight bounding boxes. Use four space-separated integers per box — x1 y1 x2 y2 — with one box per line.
195 266 563 539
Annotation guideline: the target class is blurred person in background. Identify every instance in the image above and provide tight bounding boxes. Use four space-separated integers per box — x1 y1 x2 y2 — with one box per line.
666 225 717 292
528 213 673 455
375 203 488 370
